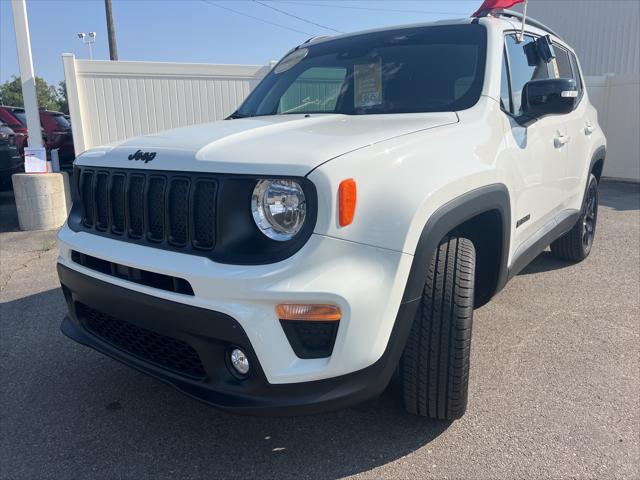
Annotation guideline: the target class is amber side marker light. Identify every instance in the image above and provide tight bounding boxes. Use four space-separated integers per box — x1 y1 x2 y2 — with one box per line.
276 304 341 322
339 178 357 227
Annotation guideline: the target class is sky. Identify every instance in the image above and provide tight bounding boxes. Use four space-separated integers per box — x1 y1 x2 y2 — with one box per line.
1 0 479 86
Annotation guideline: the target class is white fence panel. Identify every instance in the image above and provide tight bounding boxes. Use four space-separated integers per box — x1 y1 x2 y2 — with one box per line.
62 54 271 154
586 74 640 181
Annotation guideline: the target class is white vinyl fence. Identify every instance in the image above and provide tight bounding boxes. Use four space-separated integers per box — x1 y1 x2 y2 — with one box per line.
62 54 272 154
63 55 639 181
585 74 640 181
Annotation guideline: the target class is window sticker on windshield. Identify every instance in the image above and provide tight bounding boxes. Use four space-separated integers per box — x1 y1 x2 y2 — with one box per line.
354 60 382 108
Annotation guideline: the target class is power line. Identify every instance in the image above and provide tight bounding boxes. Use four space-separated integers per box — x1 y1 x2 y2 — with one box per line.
274 1 465 16
253 0 344 33
201 0 314 36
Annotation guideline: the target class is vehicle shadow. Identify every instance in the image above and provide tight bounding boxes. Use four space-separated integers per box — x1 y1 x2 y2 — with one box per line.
518 250 574 275
1 287 451 480
518 180 638 276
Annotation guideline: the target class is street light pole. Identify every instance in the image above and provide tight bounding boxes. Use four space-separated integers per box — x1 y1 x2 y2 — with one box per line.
77 32 96 60
104 0 118 60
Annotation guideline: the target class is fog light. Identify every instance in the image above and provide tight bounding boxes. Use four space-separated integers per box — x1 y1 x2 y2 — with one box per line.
230 348 250 375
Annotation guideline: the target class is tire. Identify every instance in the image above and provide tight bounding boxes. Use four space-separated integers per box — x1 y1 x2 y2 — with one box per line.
400 235 475 420
550 173 599 262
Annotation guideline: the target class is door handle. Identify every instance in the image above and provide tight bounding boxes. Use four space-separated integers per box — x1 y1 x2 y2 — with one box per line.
554 135 570 148
584 123 595 135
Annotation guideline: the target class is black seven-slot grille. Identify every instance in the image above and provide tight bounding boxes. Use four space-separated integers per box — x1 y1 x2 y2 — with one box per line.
77 167 217 251
70 166 318 264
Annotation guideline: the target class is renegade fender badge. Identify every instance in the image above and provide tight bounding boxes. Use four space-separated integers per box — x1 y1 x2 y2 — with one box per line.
128 150 157 163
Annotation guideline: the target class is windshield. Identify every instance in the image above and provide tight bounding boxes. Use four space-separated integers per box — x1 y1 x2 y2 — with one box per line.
51 114 71 129
235 24 486 118
11 110 27 126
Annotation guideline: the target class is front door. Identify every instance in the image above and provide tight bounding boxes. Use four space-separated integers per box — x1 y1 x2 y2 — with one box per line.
501 33 570 250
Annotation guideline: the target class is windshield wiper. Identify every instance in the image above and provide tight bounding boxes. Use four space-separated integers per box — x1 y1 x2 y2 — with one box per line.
226 111 250 119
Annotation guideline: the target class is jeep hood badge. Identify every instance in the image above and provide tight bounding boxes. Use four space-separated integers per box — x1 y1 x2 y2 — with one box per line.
128 150 156 163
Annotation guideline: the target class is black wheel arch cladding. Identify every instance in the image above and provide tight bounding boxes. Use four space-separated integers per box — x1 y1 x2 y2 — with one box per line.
402 183 511 305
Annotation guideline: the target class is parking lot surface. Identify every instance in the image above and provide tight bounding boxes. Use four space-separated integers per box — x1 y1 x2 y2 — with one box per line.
1 181 639 480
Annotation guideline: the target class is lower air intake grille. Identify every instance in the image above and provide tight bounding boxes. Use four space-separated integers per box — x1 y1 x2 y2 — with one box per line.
71 250 194 295
279 320 339 359
77 303 206 380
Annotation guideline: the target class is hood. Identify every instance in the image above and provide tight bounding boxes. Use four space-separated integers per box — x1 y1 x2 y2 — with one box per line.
77 113 458 176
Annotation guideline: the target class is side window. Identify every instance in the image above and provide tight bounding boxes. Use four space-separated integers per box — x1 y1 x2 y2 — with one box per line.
569 52 584 96
500 47 512 112
553 46 573 79
505 34 551 114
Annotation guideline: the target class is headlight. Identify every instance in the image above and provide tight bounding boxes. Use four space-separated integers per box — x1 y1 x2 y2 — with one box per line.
251 179 306 241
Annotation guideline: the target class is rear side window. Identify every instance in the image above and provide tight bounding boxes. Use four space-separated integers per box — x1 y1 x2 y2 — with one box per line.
553 43 584 102
552 46 573 79
504 34 551 114
569 52 584 97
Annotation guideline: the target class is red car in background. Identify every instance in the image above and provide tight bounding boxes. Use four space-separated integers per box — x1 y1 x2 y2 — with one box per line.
0 106 29 157
0 106 75 170
39 109 75 169
0 122 23 189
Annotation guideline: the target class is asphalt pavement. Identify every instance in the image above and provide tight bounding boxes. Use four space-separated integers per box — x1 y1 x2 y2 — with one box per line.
1 181 638 480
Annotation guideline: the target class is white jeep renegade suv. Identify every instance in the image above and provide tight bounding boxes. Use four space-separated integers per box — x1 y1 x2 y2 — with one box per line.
57 11 606 419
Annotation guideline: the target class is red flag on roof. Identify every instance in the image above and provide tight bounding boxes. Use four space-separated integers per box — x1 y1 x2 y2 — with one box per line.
472 0 525 17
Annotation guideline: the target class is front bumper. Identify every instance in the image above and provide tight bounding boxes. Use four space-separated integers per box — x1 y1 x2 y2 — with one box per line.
59 263 419 415
58 226 413 384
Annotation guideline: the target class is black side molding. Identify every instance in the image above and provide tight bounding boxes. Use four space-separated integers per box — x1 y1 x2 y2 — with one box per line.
402 184 511 304
508 209 580 279
587 145 606 191
589 145 606 179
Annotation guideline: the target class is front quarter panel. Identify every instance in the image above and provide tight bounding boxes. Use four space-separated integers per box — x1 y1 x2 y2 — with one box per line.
309 99 511 257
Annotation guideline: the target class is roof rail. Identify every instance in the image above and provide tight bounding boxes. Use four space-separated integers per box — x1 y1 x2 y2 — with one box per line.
489 9 562 39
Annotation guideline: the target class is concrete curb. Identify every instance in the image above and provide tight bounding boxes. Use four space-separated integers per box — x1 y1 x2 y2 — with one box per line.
11 172 71 231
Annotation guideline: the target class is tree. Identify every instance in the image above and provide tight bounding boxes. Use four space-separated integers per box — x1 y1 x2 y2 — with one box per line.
57 81 69 115
0 75 62 111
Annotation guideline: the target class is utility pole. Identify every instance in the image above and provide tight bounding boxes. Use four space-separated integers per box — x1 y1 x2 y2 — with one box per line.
104 0 118 60
10 0 43 148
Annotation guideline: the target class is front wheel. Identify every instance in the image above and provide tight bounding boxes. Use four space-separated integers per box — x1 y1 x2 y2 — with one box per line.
400 235 475 420
551 173 599 262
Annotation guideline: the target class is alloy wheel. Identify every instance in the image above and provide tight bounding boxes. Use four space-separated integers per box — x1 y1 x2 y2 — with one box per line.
582 181 598 251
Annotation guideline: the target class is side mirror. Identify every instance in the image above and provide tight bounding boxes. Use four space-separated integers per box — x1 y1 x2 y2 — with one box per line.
518 78 577 126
